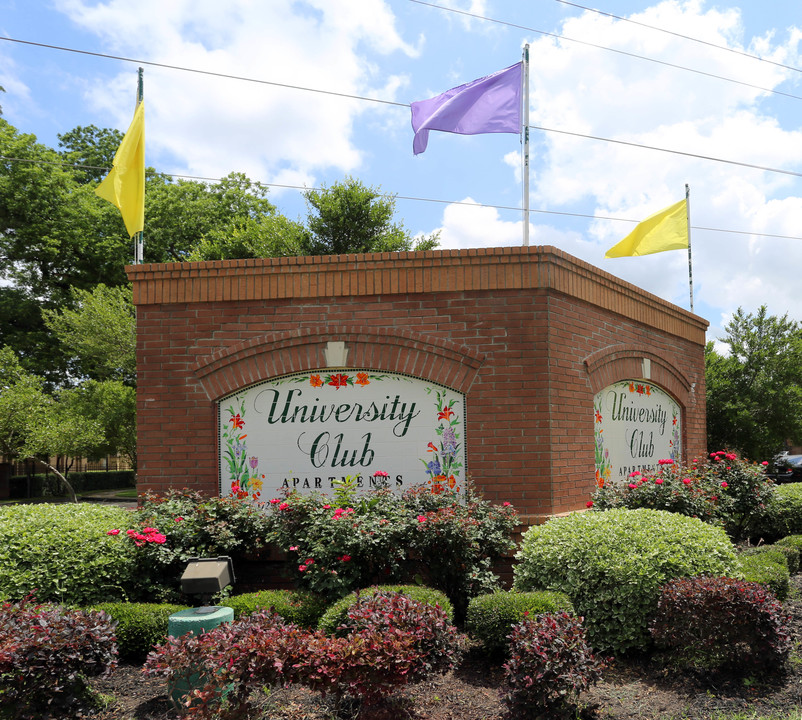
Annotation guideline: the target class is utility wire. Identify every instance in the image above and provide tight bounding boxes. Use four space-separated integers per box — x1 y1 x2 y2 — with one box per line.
2 38 801 180
407 0 802 102
3 154 800 242
553 0 802 76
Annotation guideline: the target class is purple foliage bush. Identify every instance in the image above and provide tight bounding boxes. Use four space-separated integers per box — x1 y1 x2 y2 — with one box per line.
650 575 792 673
0 597 118 719
503 611 605 715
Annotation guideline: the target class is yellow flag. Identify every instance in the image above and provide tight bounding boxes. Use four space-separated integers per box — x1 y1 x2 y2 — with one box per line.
605 198 688 258
95 101 145 237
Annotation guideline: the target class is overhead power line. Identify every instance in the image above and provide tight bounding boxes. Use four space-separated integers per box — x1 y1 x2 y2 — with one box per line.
407 0 802 102
2 154 800 243
2 37 801 181
552 0 802 76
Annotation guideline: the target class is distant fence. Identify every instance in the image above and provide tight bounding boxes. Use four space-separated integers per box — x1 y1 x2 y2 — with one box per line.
7 455 132 476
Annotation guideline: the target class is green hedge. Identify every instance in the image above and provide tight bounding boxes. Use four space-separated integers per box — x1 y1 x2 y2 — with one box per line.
465 590 574 655
221 590 328 628
513 508 738 654
90 602 188 661
0 504 138 605
318 584 453 635
738 553 790 600
9 470 135 498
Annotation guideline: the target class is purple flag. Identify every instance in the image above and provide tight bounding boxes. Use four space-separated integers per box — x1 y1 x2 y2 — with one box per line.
411 62 523 155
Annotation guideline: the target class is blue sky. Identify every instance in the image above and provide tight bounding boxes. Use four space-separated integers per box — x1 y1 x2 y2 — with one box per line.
1 0 801 346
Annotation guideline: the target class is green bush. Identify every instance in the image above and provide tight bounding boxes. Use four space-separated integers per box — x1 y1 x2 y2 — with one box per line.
750 483 802 541
221 590 327 627
318 584 453 635
9 470 135 498
738 552 790 600
741 544 798 574
513 508 738 654
775 534 802 569
90 602 188 661
0 504 139 605
466 590 574 655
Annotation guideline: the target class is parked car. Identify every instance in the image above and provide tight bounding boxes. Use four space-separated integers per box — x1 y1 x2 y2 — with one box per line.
770 454 802 483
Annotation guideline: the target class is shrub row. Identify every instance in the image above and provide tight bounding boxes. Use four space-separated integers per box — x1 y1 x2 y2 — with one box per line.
144 591 463 719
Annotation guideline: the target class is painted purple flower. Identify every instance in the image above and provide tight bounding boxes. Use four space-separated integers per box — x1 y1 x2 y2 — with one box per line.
249 456 259 469
441 426 458 458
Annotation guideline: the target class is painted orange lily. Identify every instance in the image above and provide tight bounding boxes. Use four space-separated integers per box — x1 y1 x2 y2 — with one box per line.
437 406 455 421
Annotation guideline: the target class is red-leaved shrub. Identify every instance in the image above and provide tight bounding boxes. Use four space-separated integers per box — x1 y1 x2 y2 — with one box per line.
503 611 605 715
650 575 792 673
145 594 464 717
0 597 118 719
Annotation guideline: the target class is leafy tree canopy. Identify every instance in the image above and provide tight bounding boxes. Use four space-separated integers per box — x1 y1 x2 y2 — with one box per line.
706 305 802 460
301 176 439 256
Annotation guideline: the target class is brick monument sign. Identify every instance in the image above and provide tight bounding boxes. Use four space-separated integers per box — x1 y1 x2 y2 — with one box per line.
127 245 706 528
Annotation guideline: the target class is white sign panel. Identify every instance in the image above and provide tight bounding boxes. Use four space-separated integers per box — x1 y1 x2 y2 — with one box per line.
594 380 681 487
219 371 466 499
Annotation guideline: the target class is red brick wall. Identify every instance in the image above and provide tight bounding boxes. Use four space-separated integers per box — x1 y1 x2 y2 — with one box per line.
127 246 707 526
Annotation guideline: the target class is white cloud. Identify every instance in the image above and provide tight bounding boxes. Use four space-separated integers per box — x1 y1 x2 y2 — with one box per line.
57 0 417 181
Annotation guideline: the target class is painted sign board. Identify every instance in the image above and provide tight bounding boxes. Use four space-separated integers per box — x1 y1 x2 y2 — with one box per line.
594 380 681 487
218 370 465 499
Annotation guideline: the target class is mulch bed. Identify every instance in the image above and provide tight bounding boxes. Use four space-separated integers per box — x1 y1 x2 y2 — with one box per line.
91 576 802 720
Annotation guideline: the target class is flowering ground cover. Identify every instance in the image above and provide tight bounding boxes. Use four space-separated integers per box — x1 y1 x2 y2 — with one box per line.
90 576 802 720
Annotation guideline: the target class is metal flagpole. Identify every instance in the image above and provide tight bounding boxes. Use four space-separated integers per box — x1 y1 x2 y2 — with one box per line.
522 44 530 246
685 183 693 313
134 67 145 265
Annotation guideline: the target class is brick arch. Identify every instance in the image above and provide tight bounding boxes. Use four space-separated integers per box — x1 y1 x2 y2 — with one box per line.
583 344 696 409
193 325 486 401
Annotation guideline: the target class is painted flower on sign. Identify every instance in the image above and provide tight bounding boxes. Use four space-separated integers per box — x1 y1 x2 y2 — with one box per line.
420 389 462 494
310 374 324 388
327 373 350 389
355 372 370 386
221 397 262 501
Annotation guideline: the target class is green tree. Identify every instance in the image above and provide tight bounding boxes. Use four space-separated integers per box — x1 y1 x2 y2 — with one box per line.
58 124 124 184
43 284 136 385
301 176 439 256
706 305 802 460
0 347 107 501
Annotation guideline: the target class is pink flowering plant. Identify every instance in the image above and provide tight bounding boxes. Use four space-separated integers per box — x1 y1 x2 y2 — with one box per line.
266 480 518 617
591 451 774 541
106 488 273 601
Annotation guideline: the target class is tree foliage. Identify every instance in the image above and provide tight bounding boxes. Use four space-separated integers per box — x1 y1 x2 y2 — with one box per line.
302 176 439 256
43 284 136 385
706 306 802 460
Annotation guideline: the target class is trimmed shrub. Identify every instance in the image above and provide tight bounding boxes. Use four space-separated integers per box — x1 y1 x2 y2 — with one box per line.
221 589 327 627
338 591 463 685
514 508 738 654
503 611 605 716
0 504 138 605
466 590 574 655
90 602 188 661
748 482 802 541
144 611 308 720
650 575 791 673
0 597 118 719
146 598 462 720
318 584 453 635
775 534 802 567
741 544 798 574
738 552 790 600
